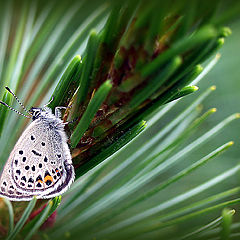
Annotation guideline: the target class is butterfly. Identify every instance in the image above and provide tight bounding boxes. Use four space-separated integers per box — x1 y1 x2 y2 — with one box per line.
0 87 75 201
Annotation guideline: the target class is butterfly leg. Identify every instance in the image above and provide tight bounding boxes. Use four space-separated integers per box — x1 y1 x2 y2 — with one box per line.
55 106 67 118
62 117 78 125
55 105 73 119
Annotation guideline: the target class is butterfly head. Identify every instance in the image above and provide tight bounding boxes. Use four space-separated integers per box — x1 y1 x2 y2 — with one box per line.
29 107 44 120
29 107 53 121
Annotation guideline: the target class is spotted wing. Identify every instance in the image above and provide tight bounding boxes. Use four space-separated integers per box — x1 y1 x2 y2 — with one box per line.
0 119 74 201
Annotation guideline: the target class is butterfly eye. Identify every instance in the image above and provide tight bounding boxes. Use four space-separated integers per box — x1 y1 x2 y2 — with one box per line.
32 109 41 116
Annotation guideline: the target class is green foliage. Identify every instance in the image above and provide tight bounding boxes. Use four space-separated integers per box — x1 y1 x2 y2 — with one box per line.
6 197 37 240
0 0 240 239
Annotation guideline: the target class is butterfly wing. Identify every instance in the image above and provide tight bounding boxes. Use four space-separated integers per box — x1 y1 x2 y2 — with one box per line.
0 159 34 201
0 119 74 201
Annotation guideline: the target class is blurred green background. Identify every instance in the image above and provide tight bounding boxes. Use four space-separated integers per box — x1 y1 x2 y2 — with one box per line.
193 18 240 181
134 19 240 237
125 18 240 188
114 18 240 232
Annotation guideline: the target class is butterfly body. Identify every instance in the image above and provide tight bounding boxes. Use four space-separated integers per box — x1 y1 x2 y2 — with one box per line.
0 106 75 201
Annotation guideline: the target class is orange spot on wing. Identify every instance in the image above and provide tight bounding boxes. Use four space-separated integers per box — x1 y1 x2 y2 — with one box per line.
38 180 43 184
44 175 53 182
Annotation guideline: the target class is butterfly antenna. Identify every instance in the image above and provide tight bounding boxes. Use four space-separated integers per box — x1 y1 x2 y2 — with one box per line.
0 101 32 118
5 86 31 115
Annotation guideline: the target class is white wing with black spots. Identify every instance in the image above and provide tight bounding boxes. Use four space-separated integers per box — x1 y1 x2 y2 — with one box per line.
0 107 75 201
